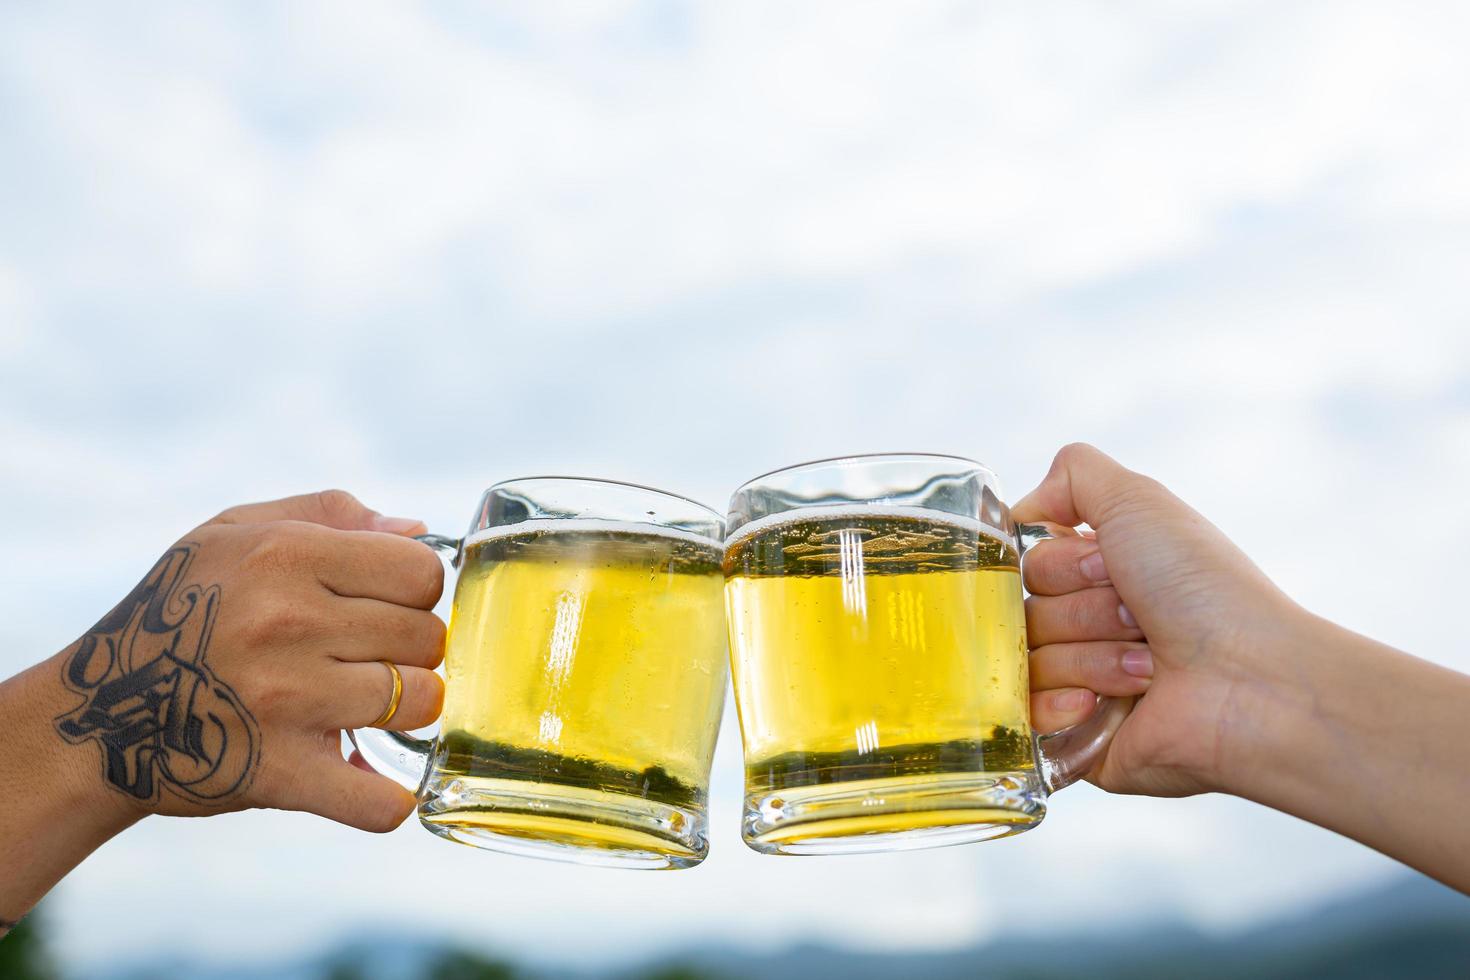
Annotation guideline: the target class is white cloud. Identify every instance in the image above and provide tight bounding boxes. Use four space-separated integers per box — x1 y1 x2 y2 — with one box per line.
0 264 35 354
2 0 1469 973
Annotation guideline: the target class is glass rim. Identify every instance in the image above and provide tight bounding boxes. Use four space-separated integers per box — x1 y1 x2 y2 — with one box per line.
732 452 995 494
483 474 724 522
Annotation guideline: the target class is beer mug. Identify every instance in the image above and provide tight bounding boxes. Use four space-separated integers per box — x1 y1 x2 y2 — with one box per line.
353 478 728 869
723 454 1131 854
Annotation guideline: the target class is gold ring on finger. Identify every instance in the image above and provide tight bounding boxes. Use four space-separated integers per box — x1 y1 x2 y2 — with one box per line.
371 660 404 728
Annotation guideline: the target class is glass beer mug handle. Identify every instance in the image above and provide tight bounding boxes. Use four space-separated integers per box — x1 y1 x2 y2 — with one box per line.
1016 522 1135 794
1015 522 1054 553
345 533 462 793
348 727 434 792
1035 696 1133 793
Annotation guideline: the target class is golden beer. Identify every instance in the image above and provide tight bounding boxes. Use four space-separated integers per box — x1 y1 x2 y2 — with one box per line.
725 508 1037 850
421 522 727 866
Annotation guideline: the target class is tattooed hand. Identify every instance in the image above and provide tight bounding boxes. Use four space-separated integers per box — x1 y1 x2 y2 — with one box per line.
57 491 447 825
0 490 447 932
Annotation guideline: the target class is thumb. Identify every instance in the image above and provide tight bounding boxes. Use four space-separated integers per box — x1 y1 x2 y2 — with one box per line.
209 489 426 535
293 758 417 834
1012 443 1167 529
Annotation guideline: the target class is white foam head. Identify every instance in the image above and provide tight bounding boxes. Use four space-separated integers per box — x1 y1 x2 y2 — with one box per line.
465 518 724 551
724 504 1012 551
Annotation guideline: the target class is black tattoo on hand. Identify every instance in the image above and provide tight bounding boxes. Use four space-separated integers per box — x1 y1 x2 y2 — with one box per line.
54 544 260 805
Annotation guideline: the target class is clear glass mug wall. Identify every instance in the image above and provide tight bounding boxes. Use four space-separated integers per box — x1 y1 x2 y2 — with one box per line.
352 478 729 870
723 454 1131 855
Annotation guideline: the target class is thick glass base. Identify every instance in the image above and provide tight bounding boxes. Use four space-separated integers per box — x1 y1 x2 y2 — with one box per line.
742 771 1045 855
419 776 708 870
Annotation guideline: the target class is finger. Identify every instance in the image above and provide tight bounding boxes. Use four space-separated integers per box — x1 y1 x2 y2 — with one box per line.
1012 443 1166 529
333 661 445 731
1029 641 1153 696
1022 534 1111 596
326 599 445 668
347 749 375 773
1031 687 1097 735
1026 587 1143 646
212 488 426 535
311 530 445 610
294 758 417 833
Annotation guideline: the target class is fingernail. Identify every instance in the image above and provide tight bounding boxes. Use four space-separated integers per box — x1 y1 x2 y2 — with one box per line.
1120 647 1153 678
372 515 425 534
1118 603 1138 629
1051 689 1095 712
1078 550 1108 583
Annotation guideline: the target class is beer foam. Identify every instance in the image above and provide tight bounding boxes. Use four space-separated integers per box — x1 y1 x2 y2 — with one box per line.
464 518 723 551
724 504 1012 551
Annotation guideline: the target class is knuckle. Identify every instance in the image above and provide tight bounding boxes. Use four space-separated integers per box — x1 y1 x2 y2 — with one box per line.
397 669 444 728
237 666 297 719
1057 441 1098 462
388 610 443 655
1036 547 1068 590
1067 644 1092 681
186 523 232 553
212 504 246 525
1064 593 1094 636
412 549 445 606
315 488 363 520
1090 642 1128 682
421 671 446 716
419 614 447 659
399 669 443 725
241 594 312 646
1097 589 1125 633
243 524 311 573
1055 442 1104 477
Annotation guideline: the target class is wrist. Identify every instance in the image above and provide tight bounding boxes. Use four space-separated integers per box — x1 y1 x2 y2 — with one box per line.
1208 602 1403 810
0 654 146 915
1202 600 1337 800
36 650 150 829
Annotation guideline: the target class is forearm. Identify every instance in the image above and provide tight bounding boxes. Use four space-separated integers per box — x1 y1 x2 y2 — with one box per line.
1224 612 1470 891
0 656 143 932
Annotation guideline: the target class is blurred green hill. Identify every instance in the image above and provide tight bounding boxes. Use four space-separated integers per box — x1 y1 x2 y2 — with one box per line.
17 871 1469 980
0 905 59 980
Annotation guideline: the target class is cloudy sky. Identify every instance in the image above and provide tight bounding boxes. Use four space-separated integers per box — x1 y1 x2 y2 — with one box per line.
2 0 1468 972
